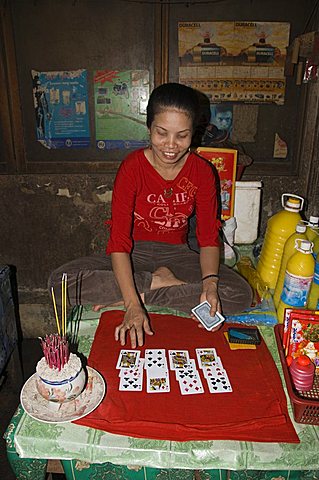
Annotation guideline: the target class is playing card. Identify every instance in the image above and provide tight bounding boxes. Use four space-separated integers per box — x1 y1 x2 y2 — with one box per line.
116 350 141 369
201 358 224 378
168 350 190 370
196 348 219 369
175 359 197 380
191 301 225 331
119 358 145 378
144 349 168 370
119 374 143 391
146 367 170 393
206 369 232 393
178 370 204 395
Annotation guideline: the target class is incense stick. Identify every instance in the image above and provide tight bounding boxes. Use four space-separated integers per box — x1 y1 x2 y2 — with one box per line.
51 287 61 335
62 273 67 337
61 275 65 336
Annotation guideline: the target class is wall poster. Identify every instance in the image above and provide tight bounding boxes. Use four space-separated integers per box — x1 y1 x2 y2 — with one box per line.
94 69 149 150
32 69 90 149
179 22 290 105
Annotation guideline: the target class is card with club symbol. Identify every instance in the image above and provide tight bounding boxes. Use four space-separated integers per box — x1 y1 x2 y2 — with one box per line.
144 349 168 370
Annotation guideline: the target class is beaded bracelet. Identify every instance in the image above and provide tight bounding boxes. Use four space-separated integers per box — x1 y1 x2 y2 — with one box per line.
201 274 220 282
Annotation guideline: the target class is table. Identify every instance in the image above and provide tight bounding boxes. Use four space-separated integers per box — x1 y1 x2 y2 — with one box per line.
4 305 319 480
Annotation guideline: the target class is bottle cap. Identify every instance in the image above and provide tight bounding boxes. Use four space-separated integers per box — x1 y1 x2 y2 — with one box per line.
300 240 312 252
286 197 302 212
308 216 319 226
296 222 307 233
282 194 304 212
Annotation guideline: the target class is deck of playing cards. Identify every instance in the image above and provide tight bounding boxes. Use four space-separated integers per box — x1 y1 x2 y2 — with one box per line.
191 301 225 331
115 347 232 395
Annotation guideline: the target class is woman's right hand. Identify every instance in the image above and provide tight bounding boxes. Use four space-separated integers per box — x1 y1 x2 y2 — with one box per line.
114 304 153 348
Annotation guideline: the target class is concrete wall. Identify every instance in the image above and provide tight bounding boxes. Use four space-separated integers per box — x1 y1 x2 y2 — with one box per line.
0 169 306 337
0 174 114 336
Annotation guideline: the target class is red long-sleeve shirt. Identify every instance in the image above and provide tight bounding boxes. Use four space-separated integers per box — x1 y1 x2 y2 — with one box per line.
106 149 221 254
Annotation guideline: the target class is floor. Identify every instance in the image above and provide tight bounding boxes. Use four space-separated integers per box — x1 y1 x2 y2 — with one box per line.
0 339 65 479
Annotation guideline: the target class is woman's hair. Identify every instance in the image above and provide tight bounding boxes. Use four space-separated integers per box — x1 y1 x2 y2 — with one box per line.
146 82 200 129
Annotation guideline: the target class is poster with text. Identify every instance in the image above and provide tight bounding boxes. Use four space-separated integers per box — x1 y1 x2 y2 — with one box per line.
179 22 290 105
94 69 149 150
32 69 90 149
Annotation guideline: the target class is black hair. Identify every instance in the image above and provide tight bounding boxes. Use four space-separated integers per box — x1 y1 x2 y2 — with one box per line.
215 104 232 114
146 82 200 129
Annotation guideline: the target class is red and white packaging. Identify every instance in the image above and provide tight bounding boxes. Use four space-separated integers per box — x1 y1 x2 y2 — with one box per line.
286 311 319 371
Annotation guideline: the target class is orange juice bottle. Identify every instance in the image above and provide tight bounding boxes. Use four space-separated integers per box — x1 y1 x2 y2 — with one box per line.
273 222 307 308
306 215 319 242
307 255 319 310
257 194 304 289
276 239 315 323
312 231 319 259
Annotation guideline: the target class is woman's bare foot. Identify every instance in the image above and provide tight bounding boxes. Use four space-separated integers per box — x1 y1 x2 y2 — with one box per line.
151 266 186 290
92 300 124 312
92 267 184 311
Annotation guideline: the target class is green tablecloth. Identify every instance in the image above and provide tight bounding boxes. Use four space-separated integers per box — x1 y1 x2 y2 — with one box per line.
5 305 319 476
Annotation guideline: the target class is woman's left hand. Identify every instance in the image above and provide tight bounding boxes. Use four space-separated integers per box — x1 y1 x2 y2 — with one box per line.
200 280 221 317
191 279 222 332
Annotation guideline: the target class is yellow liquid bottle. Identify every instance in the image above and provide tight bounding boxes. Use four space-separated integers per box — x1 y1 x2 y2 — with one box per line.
313 235 319 259
307 256 319 310
306 215 319 242
276 239 315 323
236 256 269 300
273 222 307 308
257 194 304 289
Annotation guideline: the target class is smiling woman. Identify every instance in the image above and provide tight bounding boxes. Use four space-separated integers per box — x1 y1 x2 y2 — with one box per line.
146 108 192 176
48 83 253 349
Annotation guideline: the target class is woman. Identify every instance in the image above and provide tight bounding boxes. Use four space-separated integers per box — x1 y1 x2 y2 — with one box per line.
49 83 252 348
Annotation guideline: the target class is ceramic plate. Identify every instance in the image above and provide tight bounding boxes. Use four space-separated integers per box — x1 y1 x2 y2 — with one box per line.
20 366 105 423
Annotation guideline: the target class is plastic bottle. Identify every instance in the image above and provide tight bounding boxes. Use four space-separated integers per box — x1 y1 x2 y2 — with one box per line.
276 239 315 324
289 355 315 391
307 254 319 310
306 215 319 242
312 231 319 259
257 194 304 289
273 222 307 308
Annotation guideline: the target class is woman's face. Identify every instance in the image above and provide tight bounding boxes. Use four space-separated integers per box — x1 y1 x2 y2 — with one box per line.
149 108 193 166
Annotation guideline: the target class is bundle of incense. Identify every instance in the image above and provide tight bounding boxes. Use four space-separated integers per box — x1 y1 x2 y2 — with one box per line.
39 334 70 371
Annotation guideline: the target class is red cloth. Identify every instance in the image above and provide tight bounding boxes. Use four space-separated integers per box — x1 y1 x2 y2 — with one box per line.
75 310 299 443
106 149 221 254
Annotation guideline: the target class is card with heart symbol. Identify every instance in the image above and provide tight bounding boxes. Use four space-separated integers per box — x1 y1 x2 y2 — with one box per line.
178 369 204 395
205 368 232 393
